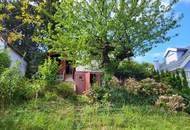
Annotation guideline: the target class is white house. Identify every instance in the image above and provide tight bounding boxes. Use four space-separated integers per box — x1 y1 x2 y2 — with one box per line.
0 38 28 75
154 46 190 85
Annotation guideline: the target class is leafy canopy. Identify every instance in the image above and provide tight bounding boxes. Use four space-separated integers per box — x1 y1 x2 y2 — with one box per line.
41 0 181 70
0 0 58 76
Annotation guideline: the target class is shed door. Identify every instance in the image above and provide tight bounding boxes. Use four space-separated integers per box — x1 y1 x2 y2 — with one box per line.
76 74 86 93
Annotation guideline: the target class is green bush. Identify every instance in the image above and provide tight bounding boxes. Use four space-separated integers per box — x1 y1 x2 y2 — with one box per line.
88 85 111 104
0 51 11 74
37 58 58 86
44 91 58 101
53 82 75 98
153 70 190 97
0 67 22 105
114 60 152 81
0 65 46 106
23 79 46 100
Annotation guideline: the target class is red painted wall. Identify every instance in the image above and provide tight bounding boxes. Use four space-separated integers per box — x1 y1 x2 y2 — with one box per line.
74 71 102 94
75 72 90 94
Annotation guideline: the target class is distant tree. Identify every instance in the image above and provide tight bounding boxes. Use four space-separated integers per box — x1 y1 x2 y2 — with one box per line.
181 69 188 88
157 71 161 81
142 62 154 75
43 0 182 73
114 60 150 81
152 69 160 81
170 72 177 88
160 71 165 79
164 71 172 84
176 70 182 90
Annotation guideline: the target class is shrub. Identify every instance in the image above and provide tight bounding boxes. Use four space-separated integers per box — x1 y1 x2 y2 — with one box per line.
155 95 186 112
114 60 153 81
182 69 188 88
37 58 58 86
88 85 111 104
124 78 172 96
89 77 173 105
109 76 121 87
44 91 58 101
24 80 46 100
122 78 173 104
140 78 172 96
0 51 11 74
53 82 75 98
123 78 141 94
0 67 22 105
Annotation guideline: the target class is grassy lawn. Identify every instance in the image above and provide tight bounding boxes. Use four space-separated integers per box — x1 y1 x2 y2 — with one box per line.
0 97 190 130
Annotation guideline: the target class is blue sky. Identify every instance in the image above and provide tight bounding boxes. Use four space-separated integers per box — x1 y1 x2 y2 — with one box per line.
134 0 190 64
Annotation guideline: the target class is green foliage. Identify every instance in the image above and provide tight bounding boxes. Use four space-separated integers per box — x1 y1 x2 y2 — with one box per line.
44 91 58 101
37 58 58 86
114 60 152 81
0 1 53 77
88 85 111 104
0 64 46 106
24 79 46 100
152 70 190 111
124 78 173 104
53 82 76 98
153 70 161 81
44 0 181 71
176 70 183 90
0 66 22 105
182 69 189 88
153 70 189 91
89 77 172 105
0 51 11 74
1 98 190 130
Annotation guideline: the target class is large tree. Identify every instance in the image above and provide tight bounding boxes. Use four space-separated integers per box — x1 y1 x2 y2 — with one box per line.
44 0 181 72
0 0 57 76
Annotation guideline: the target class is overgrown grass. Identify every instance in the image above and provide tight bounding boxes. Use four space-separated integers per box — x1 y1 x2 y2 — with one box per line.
0 96 190 130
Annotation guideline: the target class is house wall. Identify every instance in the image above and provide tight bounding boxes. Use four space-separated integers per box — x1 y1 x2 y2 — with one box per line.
0 39 5 50
153 60 160 71
75 71 91 94
0 39 27 75
165 50 186 65
165 51 177 64
8 48 27 76
185 61 190 70
184 61 190 87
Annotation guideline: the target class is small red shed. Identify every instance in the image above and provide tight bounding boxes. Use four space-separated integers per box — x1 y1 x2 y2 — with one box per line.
47 52 102 94
74 71 102 94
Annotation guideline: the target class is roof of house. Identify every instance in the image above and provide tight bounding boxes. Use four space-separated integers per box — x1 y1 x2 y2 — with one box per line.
163 47 188 57
159 46 190 71
0 37 28 63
